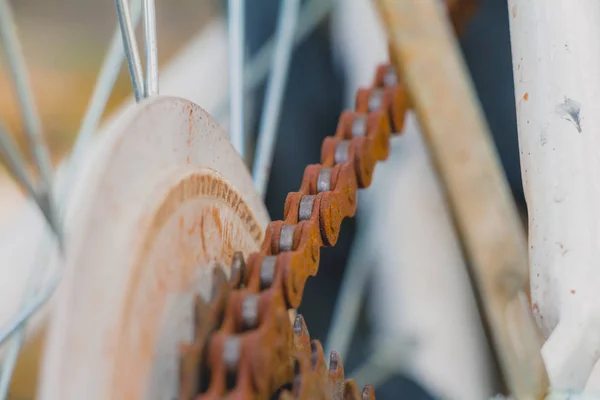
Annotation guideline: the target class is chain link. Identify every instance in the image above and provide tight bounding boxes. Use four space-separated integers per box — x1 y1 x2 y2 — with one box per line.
179 1 478 397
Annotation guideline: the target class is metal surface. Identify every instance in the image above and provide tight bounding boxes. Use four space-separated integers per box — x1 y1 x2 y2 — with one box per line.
298 195 315 221
334 141 350 164
116 0 145 101
507 0 600 391
328 3 497 397
279 224 295 252
143 0 159 96
259 256 277 289
351 115 368 137
36 97 270 399
178 62 406 397
0 1 64 393
176 0 534 396
377 0 548 397
0 2 146 393
70 0 143 189
242 295 259 329
0 0 55 224
214 0 336 122
0 272 61 348
181 266 374 399
0 122 46 221
317 169 332 193
0 0 514 397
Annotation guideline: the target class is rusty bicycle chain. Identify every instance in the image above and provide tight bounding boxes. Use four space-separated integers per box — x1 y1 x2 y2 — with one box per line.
179 2 478 398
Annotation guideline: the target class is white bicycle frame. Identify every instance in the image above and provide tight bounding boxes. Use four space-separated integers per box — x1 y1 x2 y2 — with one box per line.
508 0 600 392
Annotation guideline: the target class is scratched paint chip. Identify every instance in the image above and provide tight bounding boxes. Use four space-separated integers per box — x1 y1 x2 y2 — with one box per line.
555 98 582 133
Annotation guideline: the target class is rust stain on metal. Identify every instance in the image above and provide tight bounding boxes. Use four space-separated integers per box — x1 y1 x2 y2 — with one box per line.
211 206 223 237
110 170 264 399
179 61 401 398
177 0 479 397
199 214 208 257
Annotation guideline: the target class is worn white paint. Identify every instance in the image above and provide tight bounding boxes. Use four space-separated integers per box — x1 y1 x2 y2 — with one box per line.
38 97 267 399
508 0 600 391
331 1 496 398
0 19 254 397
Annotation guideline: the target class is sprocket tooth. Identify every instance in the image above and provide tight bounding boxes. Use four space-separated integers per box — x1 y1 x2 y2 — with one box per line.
292 314 311 355
289 353 328 400
192 293 210 336
328 350 345 380
328 351 346 398
178 342 202 400
179 294 214 400
292 313 308 336
361 385 376 400
210 262 229 301
310 340 328 375
342 380 362 400
179 263 235 399
230 251 246 288
277 390 295 400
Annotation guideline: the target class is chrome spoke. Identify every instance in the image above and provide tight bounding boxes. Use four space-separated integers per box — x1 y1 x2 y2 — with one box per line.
252 0 301 197
0 1 145 391
0 121 59 236
0 324 25 396
143 0 159 96
0 0 57 232
228 0 246 158
0 217 60 398
0 121 41 207
69 0 143 188
214 0 335 122
0 272 61 349
247 0 333 90
116 0 145 101
245 0 335 93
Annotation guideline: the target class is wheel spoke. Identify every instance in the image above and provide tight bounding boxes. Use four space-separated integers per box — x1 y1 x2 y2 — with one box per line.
252 0 301 197
0 121 41 207
245 0 335 94
143 0 159 96
0 326 25 396
68 0 143 200
0 0 57 230
0 1 145 392
0 121 59 234
0 272 61 349
116 0 145 101
214 0 335 123
228 0 246 158
0 233 61 399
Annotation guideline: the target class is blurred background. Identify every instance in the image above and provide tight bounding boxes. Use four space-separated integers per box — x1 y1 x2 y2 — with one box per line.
0 0 522 398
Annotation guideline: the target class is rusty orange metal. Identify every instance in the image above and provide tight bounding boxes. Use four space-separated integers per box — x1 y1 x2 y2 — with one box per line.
178 0 478 398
